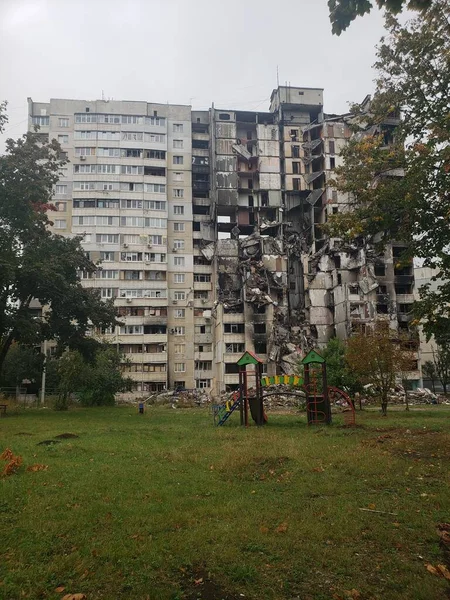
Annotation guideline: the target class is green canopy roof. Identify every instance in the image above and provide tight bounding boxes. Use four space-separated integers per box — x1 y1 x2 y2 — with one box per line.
236 350 264 366
301 349 325 365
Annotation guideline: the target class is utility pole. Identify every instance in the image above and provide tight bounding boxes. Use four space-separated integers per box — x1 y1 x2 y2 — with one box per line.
40 339 47 405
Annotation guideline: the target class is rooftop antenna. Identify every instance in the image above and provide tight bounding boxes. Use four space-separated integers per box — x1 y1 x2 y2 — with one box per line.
276 65 279 88
101 90 105 101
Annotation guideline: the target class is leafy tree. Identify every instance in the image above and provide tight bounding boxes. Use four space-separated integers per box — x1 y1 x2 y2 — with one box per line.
422 360 437 393
328 0 434 35
0 104 117 373
0 343 43 390
326 4 450 339
346 322 414 415
55 347 132 410
322 337 362 395
432 344 450 395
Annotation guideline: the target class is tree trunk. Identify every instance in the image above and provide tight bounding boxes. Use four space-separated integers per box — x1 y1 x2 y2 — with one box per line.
405 388 409 411
381 395 388 416
431 379 436 394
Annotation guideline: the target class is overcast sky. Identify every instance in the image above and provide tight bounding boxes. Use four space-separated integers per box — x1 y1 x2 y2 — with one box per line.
0 0 388 150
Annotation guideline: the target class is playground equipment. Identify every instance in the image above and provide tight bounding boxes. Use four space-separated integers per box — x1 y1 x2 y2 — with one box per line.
212 349 355 427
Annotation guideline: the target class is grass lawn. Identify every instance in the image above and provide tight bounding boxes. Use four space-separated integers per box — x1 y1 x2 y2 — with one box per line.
1 405 449 600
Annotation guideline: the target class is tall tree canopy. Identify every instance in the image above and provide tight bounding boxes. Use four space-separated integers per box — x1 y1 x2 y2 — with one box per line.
0 106 117 373
328 0 434 35
326 3 450 339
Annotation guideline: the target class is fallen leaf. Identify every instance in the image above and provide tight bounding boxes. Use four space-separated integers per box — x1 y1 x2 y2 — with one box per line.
392 522 400 527
345 590 361 599
62 595 86 600
194 578 203 585
275 522 288 533
426 564 439 576
368 503 376 510
313 466 325 472
259 526 269 534
55 587 65 593
0 448 14 461
436 564 450 580
26 464 48 472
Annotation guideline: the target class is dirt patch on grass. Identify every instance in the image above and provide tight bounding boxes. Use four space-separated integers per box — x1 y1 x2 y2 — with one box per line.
37 440 61 446
364 428 450 460
55 433 79 439
231 456 292 482
180 567 240 600
14 432 33 436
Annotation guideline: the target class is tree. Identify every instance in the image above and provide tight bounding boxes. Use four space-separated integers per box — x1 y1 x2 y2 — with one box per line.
326 4 450 340
346 322 413 415
422 360 437 393
322 337 362 395
328 0 434 35
55 347 132 410
433 344 450 395
0 343 44 391
0 105 117 373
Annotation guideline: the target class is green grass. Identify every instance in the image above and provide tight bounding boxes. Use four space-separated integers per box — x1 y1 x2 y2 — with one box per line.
1 406 449 600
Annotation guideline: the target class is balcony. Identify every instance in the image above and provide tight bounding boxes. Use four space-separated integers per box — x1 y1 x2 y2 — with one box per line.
192 164 210 174
194 370 213 379
395 275 414 285
121 352 167 363
194 352 213 361
193 281 212 291
224 374 240 385
193 181 210 192
194 333 213 344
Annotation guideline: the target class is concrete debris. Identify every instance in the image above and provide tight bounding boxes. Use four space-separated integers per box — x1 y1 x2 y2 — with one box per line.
200 242 215 261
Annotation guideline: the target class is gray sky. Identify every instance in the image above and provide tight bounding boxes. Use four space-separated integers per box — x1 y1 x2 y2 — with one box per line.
0 0 387 150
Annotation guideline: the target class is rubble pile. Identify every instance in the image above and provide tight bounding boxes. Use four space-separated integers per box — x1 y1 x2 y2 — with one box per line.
143 389 211 408
357 385 448 407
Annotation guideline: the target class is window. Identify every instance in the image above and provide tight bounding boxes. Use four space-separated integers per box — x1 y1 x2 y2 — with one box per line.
173 239 185 250
146 183 166 193
173 326 185 335
290 129 299 140
58 135 68 144
32 116 49 126
194 274 211 283
293 178 300 191
173 140 183 149
174 273 185 283
254 323 266 334
173 156 183 165
194 290 208 300
174 363 185 372
173 189 184 198
292 145 300 158
144 133 165 143
195 361 212 371
195 324 212 334
173 124 184 133
58 118 69 127
173 222 185 232
174 256 185 267
123 270 141 280
55 184 67 194
292 162 300 174
150 235 164 245
174 344 185 354
174 309 185 319
122 115 144 124
225 343 245 354
98 270 118 279
55 202 66 212
174 291 185 300
120 325 143 335
332 207 338 215
75 147 95 156
101 288 117 299
219 113 230 120
173 173 184 182
122 131 143 141
54 219 66 229
196 379 211 389
375 263 386 276
96 234 119 244
330 157 336 169
100 251 115 262
224 324 245 333
173 206 184 215
329 140 335 154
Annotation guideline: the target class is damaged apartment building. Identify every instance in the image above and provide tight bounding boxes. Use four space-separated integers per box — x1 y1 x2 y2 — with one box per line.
28 86 420 397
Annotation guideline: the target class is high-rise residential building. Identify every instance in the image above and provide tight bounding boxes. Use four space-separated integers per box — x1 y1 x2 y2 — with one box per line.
27 86 420 397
